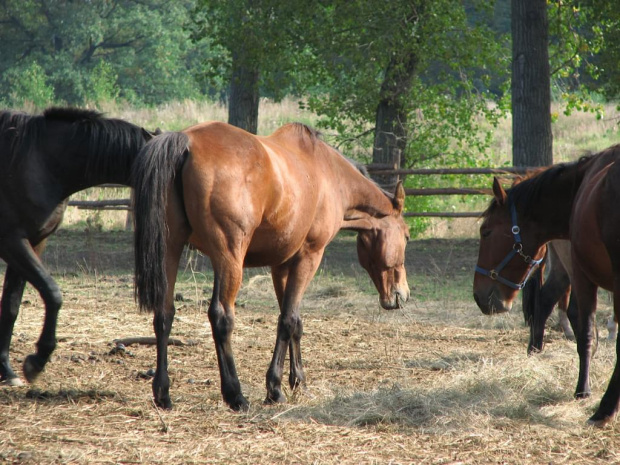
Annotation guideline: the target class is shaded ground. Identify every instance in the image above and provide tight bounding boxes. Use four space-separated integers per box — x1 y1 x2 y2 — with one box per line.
0 229 618 464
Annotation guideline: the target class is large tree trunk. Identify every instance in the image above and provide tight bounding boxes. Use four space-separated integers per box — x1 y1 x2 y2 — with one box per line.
228 51 259 135
371 53 418 191
511 0 552 167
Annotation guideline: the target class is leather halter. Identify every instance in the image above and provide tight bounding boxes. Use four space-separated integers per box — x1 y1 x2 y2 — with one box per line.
475 203 544 290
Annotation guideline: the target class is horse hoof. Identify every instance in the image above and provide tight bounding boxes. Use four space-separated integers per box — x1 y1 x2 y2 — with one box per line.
575 391 591 400
23 355 44 383
230 395 250 412
587 413 615 428
154 396 173 410
264 392 287 405
0 377 24 387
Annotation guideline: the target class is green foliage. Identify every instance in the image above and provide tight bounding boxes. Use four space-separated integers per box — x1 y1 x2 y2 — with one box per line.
85 61 120 104
0 0 203 106
547 0 620 110
3 62 55 109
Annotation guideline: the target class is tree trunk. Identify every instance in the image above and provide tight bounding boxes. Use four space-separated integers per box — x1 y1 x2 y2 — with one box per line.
228 51 260 135
511 0 552 167
372 53 418 191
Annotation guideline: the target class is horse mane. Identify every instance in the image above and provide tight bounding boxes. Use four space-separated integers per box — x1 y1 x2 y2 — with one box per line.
0 110 42 167
1 107 146 183
483 154 598 219
44 107 147 182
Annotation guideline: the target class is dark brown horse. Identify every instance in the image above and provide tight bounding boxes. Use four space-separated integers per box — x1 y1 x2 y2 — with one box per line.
473 144 620 426
0 108 155 387
132 122 410 411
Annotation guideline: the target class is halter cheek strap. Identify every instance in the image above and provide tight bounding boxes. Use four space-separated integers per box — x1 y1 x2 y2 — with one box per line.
475 203 544 290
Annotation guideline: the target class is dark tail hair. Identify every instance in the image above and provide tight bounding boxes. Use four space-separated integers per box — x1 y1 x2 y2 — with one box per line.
521 261 545 326
132 132 190 313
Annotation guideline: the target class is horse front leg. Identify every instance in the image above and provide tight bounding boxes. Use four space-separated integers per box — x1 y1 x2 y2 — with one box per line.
528 270 571 354
587 276 620 426
0 267 27 385
208 261 248 411
572 269 598 399
0 238 60 383
265 253 322 405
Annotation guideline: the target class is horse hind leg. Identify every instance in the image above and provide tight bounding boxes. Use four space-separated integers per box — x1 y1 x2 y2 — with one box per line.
0 238 60 383
208 257 249 411
587 279 620 427
0 267 27 385
152 199 190 410
265 254 322 405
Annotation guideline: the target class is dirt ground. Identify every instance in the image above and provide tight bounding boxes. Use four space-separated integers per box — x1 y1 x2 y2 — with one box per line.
0 229 618 464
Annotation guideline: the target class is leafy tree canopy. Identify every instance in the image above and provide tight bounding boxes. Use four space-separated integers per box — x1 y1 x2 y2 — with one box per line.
0 0 202 105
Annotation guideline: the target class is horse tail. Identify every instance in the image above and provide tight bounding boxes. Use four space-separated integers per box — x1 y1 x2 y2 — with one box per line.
132 131 190 313
521 260 545 327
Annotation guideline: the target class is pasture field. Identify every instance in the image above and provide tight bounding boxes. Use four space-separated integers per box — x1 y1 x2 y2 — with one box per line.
0 228 618 464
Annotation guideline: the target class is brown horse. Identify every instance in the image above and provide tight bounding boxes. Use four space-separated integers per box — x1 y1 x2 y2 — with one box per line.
473 144 620 426
131 122 410 411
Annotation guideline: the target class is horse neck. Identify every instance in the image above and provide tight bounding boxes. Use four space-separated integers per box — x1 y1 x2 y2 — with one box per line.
519 159 592 242
46 122 141 195
339 165 394 219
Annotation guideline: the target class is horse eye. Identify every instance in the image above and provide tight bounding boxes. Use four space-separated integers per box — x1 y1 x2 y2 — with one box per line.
481 229 492 238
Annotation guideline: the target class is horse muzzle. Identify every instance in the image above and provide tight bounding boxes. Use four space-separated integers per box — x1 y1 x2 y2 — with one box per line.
473 288 512 315
380 286 410 310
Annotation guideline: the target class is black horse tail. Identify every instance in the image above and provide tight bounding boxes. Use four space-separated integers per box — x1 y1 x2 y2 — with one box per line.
521 260 545 327
132 131 190 313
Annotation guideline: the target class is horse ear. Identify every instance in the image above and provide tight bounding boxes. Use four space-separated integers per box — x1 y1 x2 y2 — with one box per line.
492 177 507 206
393 180 405 213
142 128 162 140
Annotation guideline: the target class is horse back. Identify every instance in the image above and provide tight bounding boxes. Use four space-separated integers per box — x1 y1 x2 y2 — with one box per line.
181 123 341 267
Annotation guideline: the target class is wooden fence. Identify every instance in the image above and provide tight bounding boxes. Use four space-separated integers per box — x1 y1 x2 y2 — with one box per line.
366 165 529 218
68 166 532 218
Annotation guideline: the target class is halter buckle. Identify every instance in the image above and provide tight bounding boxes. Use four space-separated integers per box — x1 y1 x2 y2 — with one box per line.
489 270 498 280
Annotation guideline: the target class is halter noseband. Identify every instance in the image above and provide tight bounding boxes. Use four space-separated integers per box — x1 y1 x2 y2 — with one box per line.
475 203 544 290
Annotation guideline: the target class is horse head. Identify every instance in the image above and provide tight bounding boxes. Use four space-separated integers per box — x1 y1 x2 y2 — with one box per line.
473 178 546 315
348 181 410 310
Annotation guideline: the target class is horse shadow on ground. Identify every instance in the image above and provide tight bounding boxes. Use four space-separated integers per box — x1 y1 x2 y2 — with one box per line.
0 387 121 405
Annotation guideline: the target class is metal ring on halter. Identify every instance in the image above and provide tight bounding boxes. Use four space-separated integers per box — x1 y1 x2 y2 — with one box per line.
511 225 520 235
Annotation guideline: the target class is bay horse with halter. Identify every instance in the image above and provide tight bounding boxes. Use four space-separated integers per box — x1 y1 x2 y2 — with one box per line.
0 108 155 387
132 121 410 411
473 143 620 426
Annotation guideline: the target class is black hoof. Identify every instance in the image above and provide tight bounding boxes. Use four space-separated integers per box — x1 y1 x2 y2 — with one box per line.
23 354 45 383
264 391 287 405
575 390 591 400
229 395 250 412
154 395 173 410
587 411 615 428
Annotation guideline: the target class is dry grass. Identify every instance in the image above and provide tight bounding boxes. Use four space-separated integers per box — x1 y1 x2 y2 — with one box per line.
1 232 619 464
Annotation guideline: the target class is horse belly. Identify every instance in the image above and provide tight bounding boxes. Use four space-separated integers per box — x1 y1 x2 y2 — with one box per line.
243 227 305 267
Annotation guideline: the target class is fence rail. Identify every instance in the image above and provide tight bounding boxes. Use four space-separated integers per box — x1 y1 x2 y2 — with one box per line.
68 167 535 218
365 165 531 218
